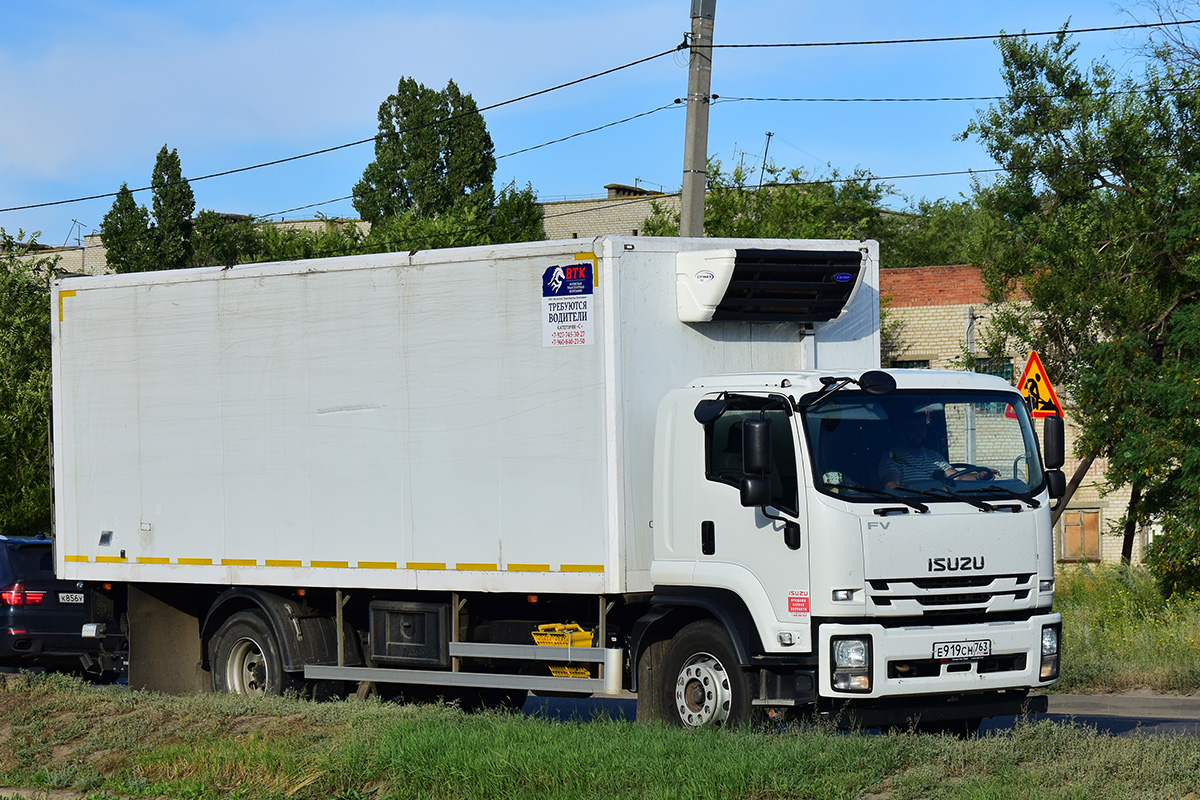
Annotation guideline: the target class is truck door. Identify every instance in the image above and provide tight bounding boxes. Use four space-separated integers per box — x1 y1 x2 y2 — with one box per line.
687 394 813 652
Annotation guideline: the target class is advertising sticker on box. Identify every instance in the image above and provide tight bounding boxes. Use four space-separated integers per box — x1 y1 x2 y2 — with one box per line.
542 261 594 347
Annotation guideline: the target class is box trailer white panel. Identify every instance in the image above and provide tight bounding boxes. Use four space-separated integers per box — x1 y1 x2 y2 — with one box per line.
52 236 878 596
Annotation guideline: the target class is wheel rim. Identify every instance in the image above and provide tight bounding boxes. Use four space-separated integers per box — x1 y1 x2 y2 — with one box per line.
225 637 269 696
674 651 732 727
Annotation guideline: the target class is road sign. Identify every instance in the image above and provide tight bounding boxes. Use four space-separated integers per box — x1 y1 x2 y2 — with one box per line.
1018 350 1063 418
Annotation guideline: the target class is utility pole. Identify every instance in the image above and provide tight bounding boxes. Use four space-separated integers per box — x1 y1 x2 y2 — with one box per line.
680 0 716 238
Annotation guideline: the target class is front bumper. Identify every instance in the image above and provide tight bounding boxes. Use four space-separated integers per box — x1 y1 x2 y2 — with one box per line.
818 612 1061 700
818 689 1047 729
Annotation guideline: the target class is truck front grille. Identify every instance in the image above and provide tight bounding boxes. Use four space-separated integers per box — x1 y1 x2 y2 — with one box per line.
867 574 1035 617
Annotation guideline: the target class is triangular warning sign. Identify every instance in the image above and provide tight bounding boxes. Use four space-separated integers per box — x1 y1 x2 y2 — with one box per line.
1017 351 1063 418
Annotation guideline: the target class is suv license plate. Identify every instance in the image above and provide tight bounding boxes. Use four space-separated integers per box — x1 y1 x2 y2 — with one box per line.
934 639 991 660
58 592 85 604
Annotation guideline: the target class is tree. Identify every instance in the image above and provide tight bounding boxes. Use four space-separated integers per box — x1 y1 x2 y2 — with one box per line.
643 161 898 242
100 145 196 273
0 231 54 537
353 78 496 224
363 182 543 253
150 145 195 270
963 28 1200 578
100 183 152 273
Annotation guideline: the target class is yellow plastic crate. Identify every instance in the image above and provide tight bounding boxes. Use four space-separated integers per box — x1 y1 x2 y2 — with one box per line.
548 665 592 678
531 623 594 648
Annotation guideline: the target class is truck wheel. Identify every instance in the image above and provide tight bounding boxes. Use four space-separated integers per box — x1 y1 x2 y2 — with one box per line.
661 620 752 728
210 610 290 697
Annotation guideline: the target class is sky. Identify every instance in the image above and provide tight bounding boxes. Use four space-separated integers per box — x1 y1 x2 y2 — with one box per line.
0 0 1173 249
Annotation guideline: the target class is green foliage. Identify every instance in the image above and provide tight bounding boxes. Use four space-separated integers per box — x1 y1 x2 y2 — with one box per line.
643 160 897 242
99 184 152 273
886 197 986 268
191 211 260 268
362 182 543 253
0 230 53 537
1055 564 1200 691
100 145 197 273
642 161 978 269
963 27 1200 574
353 77 496 224
150 145 195 270
252 219 367 262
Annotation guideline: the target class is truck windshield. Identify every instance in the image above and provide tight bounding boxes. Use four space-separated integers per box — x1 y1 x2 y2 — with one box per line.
802 389 1047 504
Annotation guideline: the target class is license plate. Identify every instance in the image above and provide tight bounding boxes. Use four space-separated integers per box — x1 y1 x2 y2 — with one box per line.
934 639 991 660
58 592 85 604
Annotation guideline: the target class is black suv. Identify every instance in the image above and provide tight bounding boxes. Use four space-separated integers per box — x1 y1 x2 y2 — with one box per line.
1 535 124 677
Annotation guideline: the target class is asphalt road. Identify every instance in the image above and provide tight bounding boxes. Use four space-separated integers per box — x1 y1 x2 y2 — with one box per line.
523 692 1200 737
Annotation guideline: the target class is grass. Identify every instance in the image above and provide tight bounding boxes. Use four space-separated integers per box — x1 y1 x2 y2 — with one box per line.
1054 563 1200 694
3 571 1199 799
3 673 1200 800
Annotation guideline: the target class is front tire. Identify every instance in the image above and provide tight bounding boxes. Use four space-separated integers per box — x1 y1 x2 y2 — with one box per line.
209 610 291 696
661 620 752 728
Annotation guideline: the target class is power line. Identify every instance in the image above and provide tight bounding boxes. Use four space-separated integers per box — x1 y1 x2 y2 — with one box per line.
712 20 1200 49
260 102 683 220
715 84 1200 104
0 44 685 216
496 103 680 159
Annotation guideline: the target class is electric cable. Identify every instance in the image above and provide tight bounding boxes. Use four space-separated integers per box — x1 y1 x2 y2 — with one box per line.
710 20 1200 49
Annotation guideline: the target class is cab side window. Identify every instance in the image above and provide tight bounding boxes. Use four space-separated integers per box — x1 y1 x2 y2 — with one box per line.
704 404 799 516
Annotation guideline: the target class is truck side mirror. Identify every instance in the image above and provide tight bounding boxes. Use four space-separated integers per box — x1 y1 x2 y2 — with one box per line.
1045 469 1066 500
1043 415 1065 470
740 476 772 508
742 418 772 475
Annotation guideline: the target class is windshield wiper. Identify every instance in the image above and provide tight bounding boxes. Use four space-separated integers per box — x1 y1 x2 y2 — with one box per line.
928 485 998 512
972 484 1040 509
834 484 929 514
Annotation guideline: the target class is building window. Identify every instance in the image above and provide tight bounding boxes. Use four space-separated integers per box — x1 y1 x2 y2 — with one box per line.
1058 509 1101 562
975 357 1014 383
891 359 930 369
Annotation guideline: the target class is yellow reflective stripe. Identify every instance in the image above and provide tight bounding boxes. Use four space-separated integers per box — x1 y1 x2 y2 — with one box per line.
61 556 605 573
58 290 76 321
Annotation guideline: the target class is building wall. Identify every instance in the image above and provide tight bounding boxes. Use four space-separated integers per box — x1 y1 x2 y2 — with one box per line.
881 265 1142 565
540 193 678 241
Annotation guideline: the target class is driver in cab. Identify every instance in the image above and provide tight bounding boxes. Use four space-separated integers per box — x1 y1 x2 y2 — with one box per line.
879 414 996 490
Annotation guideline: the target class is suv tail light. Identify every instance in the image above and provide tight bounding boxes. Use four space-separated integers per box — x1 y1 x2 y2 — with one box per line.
0 583 45 606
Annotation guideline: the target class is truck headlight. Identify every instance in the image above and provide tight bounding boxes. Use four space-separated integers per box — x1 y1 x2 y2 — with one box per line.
831 636 872 692
1040 624 1060 681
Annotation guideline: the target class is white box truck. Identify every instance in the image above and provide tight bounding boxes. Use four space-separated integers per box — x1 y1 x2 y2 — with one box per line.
51 236 1063 729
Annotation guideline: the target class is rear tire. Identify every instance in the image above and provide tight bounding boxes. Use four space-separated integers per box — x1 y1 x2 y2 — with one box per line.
209 610 293 696
660 620 752 728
